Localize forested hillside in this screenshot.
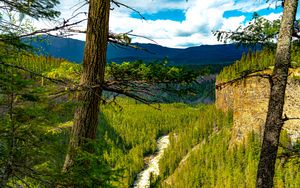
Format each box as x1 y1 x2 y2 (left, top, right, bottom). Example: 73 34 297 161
156 124 300 187
217 44 300 82
0 55 215 187
26 35 250 65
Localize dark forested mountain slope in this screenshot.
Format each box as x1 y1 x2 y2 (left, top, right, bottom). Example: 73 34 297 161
26 35 249 64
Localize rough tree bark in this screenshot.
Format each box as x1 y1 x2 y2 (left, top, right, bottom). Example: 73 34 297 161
62 0 110 173
256 0 298 187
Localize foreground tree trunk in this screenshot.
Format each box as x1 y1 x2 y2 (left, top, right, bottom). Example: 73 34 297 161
62 0 110 172
256 0 298 187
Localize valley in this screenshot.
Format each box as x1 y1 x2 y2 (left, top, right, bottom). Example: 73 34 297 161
1 47 299 187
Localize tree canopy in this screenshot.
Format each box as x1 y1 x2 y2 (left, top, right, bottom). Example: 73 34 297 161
214 12 299 48
0 0 60 57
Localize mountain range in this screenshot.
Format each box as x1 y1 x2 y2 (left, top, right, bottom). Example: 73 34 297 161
26 35 250 65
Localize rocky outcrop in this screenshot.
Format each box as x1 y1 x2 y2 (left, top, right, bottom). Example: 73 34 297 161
216 68 300 144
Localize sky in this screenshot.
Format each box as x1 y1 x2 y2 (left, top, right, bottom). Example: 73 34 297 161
38 0 300 48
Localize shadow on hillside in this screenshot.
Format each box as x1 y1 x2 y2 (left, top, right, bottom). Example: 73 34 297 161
98 112 127 152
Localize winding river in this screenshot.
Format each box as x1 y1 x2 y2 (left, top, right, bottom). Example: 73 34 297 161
133 135 170 188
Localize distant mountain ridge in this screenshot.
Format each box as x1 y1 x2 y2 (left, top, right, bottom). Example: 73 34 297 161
26 35 250 65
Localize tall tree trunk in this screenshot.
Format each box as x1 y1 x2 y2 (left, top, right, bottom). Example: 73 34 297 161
256 0 298 187
62 0 110 172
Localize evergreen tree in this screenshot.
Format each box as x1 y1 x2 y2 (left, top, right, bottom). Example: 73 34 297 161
0 0 60 54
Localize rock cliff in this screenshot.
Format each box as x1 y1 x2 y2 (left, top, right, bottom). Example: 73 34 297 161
216 68 300 144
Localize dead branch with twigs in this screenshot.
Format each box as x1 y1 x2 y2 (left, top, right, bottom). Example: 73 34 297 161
0 60 201 109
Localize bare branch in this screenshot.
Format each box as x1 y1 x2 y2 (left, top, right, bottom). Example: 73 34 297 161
102 85 160 110
110 0 145 20
216 70 272 90
127 33 158 44
0 61 68 85
283 114 300 121
19 19 87 39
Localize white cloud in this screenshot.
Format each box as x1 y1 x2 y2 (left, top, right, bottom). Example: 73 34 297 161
109 0 248 47
262 12 282 21
109 0 281 47
221 15 246 31
32 0 292 47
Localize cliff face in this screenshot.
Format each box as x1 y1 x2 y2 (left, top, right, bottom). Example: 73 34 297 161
216 69 300 144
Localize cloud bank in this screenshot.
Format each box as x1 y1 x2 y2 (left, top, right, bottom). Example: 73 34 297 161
35 0 291 48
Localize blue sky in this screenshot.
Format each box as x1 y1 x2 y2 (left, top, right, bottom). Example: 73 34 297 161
50 0 300 48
